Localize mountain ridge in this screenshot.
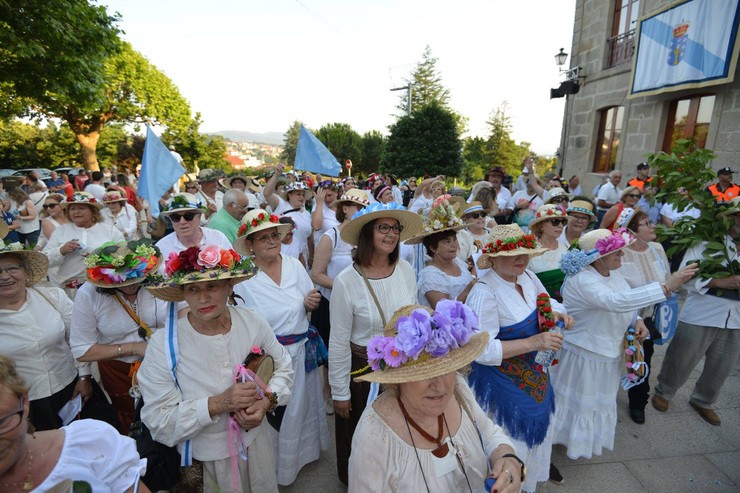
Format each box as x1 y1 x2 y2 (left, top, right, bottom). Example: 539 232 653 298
207 130 284 146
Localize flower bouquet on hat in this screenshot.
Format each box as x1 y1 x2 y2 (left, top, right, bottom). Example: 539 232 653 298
405 196 466 245
85 240 162 287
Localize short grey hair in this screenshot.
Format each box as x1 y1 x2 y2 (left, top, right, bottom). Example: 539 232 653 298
223 188 246 207
609 169 623 177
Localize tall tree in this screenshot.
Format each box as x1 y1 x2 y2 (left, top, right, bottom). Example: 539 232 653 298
359 130 386 175
485 102 521 176
461 136 488 184
315 123 362 175
381 102 462 178
396 45 450 114
280 120 303 165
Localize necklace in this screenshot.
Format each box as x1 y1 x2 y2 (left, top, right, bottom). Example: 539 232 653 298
396 395 448 458
3 445 34 491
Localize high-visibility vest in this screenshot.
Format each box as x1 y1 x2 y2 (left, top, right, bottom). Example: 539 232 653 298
628 176 653 191
708 182 740 203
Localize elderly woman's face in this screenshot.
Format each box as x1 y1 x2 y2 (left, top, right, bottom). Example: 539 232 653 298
231 179 246 191
68 204 94 227
568 212 591 234
623 190 641 207
596 249 624 272
108 201 123 214
542 217 567 239
492 253 530 280
287 190 305 208
182 280 233 322
399 372 456 419
463 211 486 231
0 387 28 475
633 217 656 243
378 188 393 204
372 218 401 255
0 255 28 299
246 226 282 259
43 199 62 218
432 234 459 261
430 184 445 198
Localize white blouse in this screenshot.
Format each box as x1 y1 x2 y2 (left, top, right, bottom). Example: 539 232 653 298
0 287 90 400
318 227 353 300
528 242 568 273
102 203 139 239
349 375 514 492
466 269 565 367
70 282 170 363
417 258 474 307
138 306 293 461
329 260 417 401
620 243 669 319
34 419 146 493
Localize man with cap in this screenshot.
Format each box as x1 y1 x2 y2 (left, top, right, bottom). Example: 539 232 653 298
628 162 653 191
707 167 739 203
194 168 225 219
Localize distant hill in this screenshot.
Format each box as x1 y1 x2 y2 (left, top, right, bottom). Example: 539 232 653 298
208 130 284 146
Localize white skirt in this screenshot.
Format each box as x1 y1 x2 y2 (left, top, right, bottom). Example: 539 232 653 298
505 422 554 493
272 342 330 485
549 342 621 460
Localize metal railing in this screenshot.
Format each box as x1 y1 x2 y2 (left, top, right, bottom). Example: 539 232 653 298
606 29 635 68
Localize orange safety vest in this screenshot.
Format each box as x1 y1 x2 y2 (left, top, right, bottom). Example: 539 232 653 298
627 176 652 191
708 182 740 203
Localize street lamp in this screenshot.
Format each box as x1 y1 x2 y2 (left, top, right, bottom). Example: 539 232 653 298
550 47 581 98
555 48 568 67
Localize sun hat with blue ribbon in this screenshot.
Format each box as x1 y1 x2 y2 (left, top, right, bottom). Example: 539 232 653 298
159 193 207 217
340 202 424 246
559 228 636 275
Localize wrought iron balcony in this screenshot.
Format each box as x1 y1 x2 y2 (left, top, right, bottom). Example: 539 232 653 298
607 29 635 68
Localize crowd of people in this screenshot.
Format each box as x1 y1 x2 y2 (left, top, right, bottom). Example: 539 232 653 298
0 157 737 492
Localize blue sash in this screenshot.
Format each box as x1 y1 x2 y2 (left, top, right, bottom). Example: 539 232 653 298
468 309 554 447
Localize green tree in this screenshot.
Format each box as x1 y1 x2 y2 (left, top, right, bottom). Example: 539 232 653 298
280 120 303 165
485 102 521 176
315 123 362 176
0 119 78 168
396 45 450 114
359 130 385 175
461 136 488 184
380 102 462 178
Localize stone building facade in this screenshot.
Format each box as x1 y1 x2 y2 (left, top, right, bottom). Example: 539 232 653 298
558 0 740 192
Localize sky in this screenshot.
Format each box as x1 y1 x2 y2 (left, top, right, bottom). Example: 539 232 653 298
101 0 577 155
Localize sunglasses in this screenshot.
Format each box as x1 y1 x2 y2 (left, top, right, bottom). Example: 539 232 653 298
0 399 23 436
626 194 641 199
465 212 487 219
547 219 568 226
170 212 197 222
550 196 568 203
376 223 403 234
42 203 60 209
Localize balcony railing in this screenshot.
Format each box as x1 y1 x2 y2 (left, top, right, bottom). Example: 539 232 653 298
607 29 635 68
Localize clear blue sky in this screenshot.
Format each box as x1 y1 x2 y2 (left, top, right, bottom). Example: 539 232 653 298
102 0 576 154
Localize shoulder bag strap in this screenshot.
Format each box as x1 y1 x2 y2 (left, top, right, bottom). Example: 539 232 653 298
30 287 58 313
355 264 387 327
112 292 153 339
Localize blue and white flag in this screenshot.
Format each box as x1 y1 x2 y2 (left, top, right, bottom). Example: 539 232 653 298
294 125 342 177
138 126 185 218
630 0 740 97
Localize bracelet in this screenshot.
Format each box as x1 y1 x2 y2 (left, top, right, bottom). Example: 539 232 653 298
117 345 122 357
266 392 279 413
78 375 92 381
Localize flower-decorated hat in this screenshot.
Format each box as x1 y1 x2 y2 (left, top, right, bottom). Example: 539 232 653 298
61 191 103 210
559 228 636 275
84 240 162 288
566 199 597 220
544 187 569 204
225 174 249 189
147 244 257 302
335 188 371 208
340 202 424 246
159 193 206 217
528 204 570 230
615 207 639 230
355 299 489 384
196 168 224 183
405 196 466 245
462 201 489 217
102 190 127 204
280 181 313 201
0 242 49 284
477 224 549 269
233 209 292 256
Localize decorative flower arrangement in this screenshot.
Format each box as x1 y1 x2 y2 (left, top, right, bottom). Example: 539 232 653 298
559 249 597 276
236 211 280 238
163 245 254 279
161 194 205 213
85 241 160 285
351 201 407 220
535 293 558 370
0 242 25 252
481 234 538 255
622 326 647 389
70 192 97 204
102 191 125 203
594 228 632 256
366 299 479 371
420 197 464 234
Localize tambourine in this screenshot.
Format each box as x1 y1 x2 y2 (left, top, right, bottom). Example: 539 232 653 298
243 351 274 392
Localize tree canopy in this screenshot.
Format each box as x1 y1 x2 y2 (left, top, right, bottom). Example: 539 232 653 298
315 123 362 173
396 45 450 114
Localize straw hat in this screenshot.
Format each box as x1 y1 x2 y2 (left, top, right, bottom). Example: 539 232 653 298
566 199 596 220
477 224 549 270
545 187 568 204
0 242 49 284
0 218 8 240
528 204 570 230
335 188 371 208
280 181 313 201
102 190 127 204
225 175 250 189
462 201 489 217
355 300 489 384
233 209 292 256
615 207 639 230
147 244 257 302
61 191 103 210
159 193 206 217
405 197 466 245
578 228 636 262
196 168 223 183
340 202 424 246
85 240 162 288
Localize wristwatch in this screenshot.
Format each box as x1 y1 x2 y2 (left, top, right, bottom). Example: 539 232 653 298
266 391 278 413
501 453 526 482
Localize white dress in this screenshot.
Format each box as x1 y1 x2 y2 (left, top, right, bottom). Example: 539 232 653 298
240 255 330 485
33 419 146 493
102 204 139 239
349 375 515 492
417 257 474 307
550 266 664 459
318 227 353 301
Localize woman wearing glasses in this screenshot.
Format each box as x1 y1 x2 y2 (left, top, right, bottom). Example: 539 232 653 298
37 193 69 250
600 186 642 231
529 205 570 302
328 202 423 484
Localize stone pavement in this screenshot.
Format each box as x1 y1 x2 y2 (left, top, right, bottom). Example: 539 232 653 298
279 345 739 493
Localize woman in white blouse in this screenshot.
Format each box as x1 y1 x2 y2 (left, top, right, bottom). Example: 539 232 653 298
43 191 124 297
550 228 695 461
466 224 573 492
528 205 570 302
7 186 39 247
37 193 69 251
235 209 330 486
310 182 340 245
328 202 423 485
101 190 139 240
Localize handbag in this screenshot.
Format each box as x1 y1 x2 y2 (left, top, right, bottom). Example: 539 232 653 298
648 244 680 345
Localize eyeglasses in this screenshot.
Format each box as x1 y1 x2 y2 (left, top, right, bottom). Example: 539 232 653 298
0 264 24 276
170 212 197 222
626 194 642 199
253 231 282 243
638 220 655 228
550 196 568 203
569 214 590 223
0 400 23 436
375 223 403 235
185 185 198 190
547 219 568 226
465 212 486 219
42 203 59 210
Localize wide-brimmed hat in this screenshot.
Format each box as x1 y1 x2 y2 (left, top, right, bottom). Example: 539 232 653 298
462 201 490 217
616 207 639 229
61 191 103 210
0 242 49 284
147 244 257 302
225 175 250 189
233 209 292 256
545 187 569 204
196 168 223 183
528 204 570 230
559 228 635 275
486 166 506 179
355 300 489 384
340 202 424 246
85 240 162 288
405 197 466 245
159 193 206 217
280 181 313 202
477 224 549 269
566 199 596 220
102 190 127 204
335 188 371 208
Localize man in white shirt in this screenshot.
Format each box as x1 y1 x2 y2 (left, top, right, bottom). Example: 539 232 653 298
485 166 513 222
84 171 106 202
155 193 232 258
596 170 623 227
